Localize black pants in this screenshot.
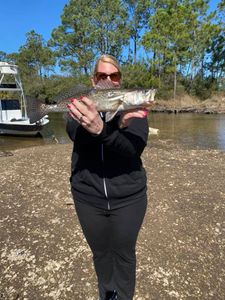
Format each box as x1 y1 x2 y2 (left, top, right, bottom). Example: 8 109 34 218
74 198 147 300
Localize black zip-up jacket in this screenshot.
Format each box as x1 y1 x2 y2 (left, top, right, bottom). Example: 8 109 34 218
66 112 149 209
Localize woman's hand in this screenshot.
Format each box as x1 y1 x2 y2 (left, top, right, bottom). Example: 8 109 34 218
119 109 149 129
67 97 104 135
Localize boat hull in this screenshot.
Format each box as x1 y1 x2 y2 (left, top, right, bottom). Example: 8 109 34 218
0 119 49 136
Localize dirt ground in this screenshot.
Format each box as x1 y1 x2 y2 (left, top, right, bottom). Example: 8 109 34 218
0 140 225 300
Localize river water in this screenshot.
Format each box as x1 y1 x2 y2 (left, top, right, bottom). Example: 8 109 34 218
0 112 225 151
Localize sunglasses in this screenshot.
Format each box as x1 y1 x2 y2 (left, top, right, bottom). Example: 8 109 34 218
95 71 121 82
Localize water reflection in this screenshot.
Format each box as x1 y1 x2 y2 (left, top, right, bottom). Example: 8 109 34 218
150 113 225 150
42 112 71 145
218 118 225 150
0 112 225 151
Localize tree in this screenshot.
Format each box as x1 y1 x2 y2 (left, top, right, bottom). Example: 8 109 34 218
49 0 95 75
143 0 192 98
17 30 55 79
142 0 218 99
121 62 154 88
49 0 129 75
124 0 151 63
206 0 225 84
90 0 129 57
184 1 218 88
0 51 8 62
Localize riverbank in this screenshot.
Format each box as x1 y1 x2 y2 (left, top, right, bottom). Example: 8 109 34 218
1 141 225 299
154 93 225 114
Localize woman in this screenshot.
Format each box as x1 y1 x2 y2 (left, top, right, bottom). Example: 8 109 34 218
66 54 149 300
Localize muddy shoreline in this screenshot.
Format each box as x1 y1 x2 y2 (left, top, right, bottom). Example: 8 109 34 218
0 141 225 299
153 94 225 114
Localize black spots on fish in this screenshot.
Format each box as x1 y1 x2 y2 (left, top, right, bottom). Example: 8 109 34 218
53 84 92 105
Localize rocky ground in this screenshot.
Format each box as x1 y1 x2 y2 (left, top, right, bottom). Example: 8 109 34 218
0 140 225 300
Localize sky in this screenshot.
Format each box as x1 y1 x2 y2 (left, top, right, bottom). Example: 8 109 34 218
0 0 68 54
0 0 221 55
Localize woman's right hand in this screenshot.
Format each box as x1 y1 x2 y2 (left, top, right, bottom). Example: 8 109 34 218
67 97 104 135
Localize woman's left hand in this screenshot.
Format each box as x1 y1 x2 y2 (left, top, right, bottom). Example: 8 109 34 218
119 108 148 129
67 97 104 135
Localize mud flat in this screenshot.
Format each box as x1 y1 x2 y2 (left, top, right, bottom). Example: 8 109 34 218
0 142 225 299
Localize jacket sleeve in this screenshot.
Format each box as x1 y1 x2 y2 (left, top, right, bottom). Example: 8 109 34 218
66 116 100 145
97 116 149 157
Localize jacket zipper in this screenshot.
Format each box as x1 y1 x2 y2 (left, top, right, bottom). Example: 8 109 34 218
101 143 110 210
99 112 110 210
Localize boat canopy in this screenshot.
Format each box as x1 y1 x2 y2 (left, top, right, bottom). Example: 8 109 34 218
0 62 22 92
0 61 18 75
0 61 27 118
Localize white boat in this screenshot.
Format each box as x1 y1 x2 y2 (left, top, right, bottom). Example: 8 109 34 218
0 62 49 136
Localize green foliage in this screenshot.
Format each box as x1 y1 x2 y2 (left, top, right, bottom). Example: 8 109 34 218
0 51 8 62
142 0 218 98
23 74 91 103
205 1 225 80
189 74 213 99
49 0 95 75
90 0 129 56
121 63 152 88
1 0 224 101
124 0 151 63
17 31 55 78
49 0 129 74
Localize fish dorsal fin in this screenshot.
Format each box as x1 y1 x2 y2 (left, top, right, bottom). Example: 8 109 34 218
54 84 91 103
95 79 115 90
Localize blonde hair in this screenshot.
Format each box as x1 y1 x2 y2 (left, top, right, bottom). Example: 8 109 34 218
93 54 121 75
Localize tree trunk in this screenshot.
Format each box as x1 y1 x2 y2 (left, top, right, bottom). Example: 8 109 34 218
134 34 137 64
174 59 177 100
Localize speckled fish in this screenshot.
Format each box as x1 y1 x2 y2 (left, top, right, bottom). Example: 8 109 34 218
26 83 156 123
55 81 156 122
